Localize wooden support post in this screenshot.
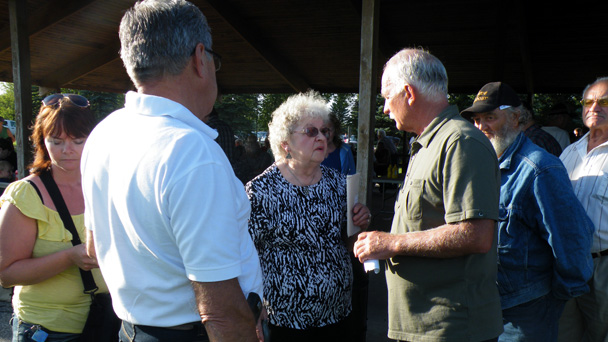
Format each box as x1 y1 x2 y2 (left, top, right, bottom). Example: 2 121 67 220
357 0 380 206
9 0 33 179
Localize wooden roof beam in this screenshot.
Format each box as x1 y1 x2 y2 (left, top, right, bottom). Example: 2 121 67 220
36 41 121 88
204 0 310 93
0 0 97 53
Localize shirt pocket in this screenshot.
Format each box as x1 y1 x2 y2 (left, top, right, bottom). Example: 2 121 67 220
592 172 608 203
497 207 510 247
405 179 424 220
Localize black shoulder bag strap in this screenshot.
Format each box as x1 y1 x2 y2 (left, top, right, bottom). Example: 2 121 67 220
39 170 98 295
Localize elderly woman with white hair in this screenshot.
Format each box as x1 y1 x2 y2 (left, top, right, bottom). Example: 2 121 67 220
245 91 371 341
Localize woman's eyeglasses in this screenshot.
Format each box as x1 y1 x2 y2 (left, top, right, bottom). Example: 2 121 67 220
293 127 331 139
42 94 90 108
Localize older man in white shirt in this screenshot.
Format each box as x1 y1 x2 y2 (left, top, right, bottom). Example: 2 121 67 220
558 76 608 342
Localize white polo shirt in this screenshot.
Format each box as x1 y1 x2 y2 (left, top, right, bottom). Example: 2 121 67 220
560 132 608 253
81 91 263 326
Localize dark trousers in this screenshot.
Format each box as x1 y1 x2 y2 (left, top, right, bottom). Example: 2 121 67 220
347 255 369 341
268 317 350 342
119 321 208 342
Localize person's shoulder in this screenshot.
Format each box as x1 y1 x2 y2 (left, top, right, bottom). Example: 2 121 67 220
340 143 352 153
321 165 346 186
517 137 563 168
443 116 494 148
246 164 278 189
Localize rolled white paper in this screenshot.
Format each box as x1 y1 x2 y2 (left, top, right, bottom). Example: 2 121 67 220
364 259 380 274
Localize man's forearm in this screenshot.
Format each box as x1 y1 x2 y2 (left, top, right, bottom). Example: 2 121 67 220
355 219 496 262
393 219 496 258
192 278 257 341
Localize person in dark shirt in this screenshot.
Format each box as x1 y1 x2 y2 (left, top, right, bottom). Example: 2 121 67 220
520 106 562 156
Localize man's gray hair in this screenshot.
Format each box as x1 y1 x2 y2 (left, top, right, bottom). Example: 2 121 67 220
583 76 608 98
512 105 529 125
382 48 448 101
119 0 213 87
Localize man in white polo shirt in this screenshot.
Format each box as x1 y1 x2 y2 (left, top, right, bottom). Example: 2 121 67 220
558 76 608 342
81 1 263 341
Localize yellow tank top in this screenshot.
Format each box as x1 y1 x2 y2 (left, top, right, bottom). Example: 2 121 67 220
0 180 109 333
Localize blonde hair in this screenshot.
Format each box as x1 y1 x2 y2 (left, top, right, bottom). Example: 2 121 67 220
268 90 330 160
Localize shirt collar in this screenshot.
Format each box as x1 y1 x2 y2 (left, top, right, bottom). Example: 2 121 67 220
414 105 460 149
124 91 218 140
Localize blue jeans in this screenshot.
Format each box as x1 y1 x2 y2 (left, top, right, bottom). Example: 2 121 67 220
500 294 566 342
119 321 208 342
11 315 80 342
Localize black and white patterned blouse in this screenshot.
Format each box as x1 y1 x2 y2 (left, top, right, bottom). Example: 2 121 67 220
246 164 353 329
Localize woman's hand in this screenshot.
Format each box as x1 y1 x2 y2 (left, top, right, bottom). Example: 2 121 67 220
68 244 99 271
0 202 96 286
352 203 372 231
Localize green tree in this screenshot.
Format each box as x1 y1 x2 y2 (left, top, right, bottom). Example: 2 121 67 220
60 89 124 122
258 93 290 133
214 93 260 138
0 83 15 120
75 90 125 122
329 93 356 133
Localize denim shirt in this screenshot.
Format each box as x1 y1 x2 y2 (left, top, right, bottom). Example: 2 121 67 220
496 133 594 309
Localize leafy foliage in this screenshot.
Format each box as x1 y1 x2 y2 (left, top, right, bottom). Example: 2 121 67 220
0 83 15 120
0 82 585 143
214 93 260 138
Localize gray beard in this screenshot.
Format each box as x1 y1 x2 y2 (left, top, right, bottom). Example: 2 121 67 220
490 126 519 157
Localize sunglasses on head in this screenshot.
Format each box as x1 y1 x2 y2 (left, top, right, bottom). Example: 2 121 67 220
580 98 608 107
42 94 90 108
293 127 331 139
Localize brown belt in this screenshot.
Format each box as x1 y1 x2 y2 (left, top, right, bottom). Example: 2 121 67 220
591 250 608 258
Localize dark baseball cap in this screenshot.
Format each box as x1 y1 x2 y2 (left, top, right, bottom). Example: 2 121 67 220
461 82 522 120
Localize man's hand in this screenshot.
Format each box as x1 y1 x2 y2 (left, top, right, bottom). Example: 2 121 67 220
354 231 396 262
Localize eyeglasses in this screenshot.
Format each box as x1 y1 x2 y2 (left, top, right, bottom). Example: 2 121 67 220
293 127 331 139
42 94 90 108
205 48 222 72
580 98 608 107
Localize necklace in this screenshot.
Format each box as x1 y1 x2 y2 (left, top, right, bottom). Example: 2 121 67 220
284 163 317 196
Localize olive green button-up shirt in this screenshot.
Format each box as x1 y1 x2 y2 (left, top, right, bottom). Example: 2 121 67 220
386 105 503 342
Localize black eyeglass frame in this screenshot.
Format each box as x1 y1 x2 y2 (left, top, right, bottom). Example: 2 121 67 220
205 48 222 72
190 44 222 72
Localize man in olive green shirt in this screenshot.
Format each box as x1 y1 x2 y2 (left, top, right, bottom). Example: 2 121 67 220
354 48 503 341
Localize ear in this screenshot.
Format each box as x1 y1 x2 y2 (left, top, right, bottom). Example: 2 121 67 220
192 43 207 78
512 111 522 128
403 84 415 105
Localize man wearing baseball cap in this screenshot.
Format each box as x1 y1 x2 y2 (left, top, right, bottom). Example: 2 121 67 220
462 82 594 341
463 82 562 156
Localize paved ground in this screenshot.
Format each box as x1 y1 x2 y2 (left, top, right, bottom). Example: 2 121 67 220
0 295 11 342
0 185 399 342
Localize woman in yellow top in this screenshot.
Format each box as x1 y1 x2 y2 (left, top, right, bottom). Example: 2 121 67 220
0 94 108 341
